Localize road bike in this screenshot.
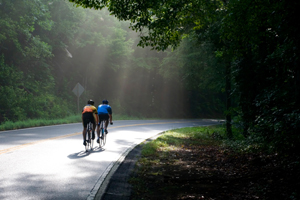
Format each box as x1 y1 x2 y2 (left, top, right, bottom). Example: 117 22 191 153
85 122 94 151
98 120 107 148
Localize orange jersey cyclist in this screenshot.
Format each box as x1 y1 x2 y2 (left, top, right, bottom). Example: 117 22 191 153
82 99 99 146
96 99 113 143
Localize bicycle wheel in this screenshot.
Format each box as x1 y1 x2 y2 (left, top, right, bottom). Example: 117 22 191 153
99 126 104 147
86 123 93 151
90 135 94 149
90 123 94 149
103 124 107 146
85 128 90 152
98 122 102 148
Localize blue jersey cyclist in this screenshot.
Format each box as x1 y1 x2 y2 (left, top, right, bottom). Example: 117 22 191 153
82 99 99 146
96 99 113 143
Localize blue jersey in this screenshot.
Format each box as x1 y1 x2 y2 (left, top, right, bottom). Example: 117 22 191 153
97 104 112 115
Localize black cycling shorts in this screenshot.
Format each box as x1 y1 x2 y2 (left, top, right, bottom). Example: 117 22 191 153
98 113 109 124
82 112 95 128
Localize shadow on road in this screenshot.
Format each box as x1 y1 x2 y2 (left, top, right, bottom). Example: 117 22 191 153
67 147 105 159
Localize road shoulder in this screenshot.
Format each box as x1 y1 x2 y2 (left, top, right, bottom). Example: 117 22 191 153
94 144 143 200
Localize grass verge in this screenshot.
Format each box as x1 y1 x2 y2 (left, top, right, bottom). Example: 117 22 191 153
0 113 153 131
0 115 81 131
129 125 299 200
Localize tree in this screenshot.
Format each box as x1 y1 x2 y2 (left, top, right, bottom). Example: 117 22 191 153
0 0 58 121
0 0 53 65
219 0 300 153
69 0 224 50
0 56 26 121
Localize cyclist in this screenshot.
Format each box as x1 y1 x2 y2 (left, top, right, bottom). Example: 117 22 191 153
96 99 113 143
82 99 99 146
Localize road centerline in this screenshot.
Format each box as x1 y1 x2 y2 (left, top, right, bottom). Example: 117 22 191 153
0 121 194 155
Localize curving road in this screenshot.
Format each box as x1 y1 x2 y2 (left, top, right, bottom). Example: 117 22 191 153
0 119 221 200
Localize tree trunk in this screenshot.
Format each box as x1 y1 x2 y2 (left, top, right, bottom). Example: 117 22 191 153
225 63 232 139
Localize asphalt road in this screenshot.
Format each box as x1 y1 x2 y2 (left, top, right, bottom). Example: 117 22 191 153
0 119 221 200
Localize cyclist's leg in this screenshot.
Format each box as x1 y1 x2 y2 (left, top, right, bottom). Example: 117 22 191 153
91 120 96 140
104 114 109 133
82 113 89 145
91 113 97 140
82 127 87 145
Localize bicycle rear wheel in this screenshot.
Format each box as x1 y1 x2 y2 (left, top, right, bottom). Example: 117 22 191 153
99 126 105 147
90 123 94 149
85 123 92 151
98 122 103 148
103 127 107 146
85 131 90 152
90 136 94 149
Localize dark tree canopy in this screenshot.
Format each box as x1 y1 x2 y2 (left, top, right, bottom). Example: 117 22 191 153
69 0 223 50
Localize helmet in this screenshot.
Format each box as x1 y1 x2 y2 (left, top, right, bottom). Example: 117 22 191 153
102 99 109 104
87 99 94 105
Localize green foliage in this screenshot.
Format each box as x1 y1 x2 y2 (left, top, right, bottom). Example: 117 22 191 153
141 141 165 157
69 0 224 51
0 56 27 121
0 0 69 123
221 0 300 153
0 0 53 62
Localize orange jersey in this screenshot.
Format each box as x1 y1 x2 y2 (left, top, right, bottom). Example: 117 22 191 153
82 105 98 114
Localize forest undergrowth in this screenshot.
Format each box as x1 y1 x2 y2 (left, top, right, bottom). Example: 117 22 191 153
129 126 299 200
